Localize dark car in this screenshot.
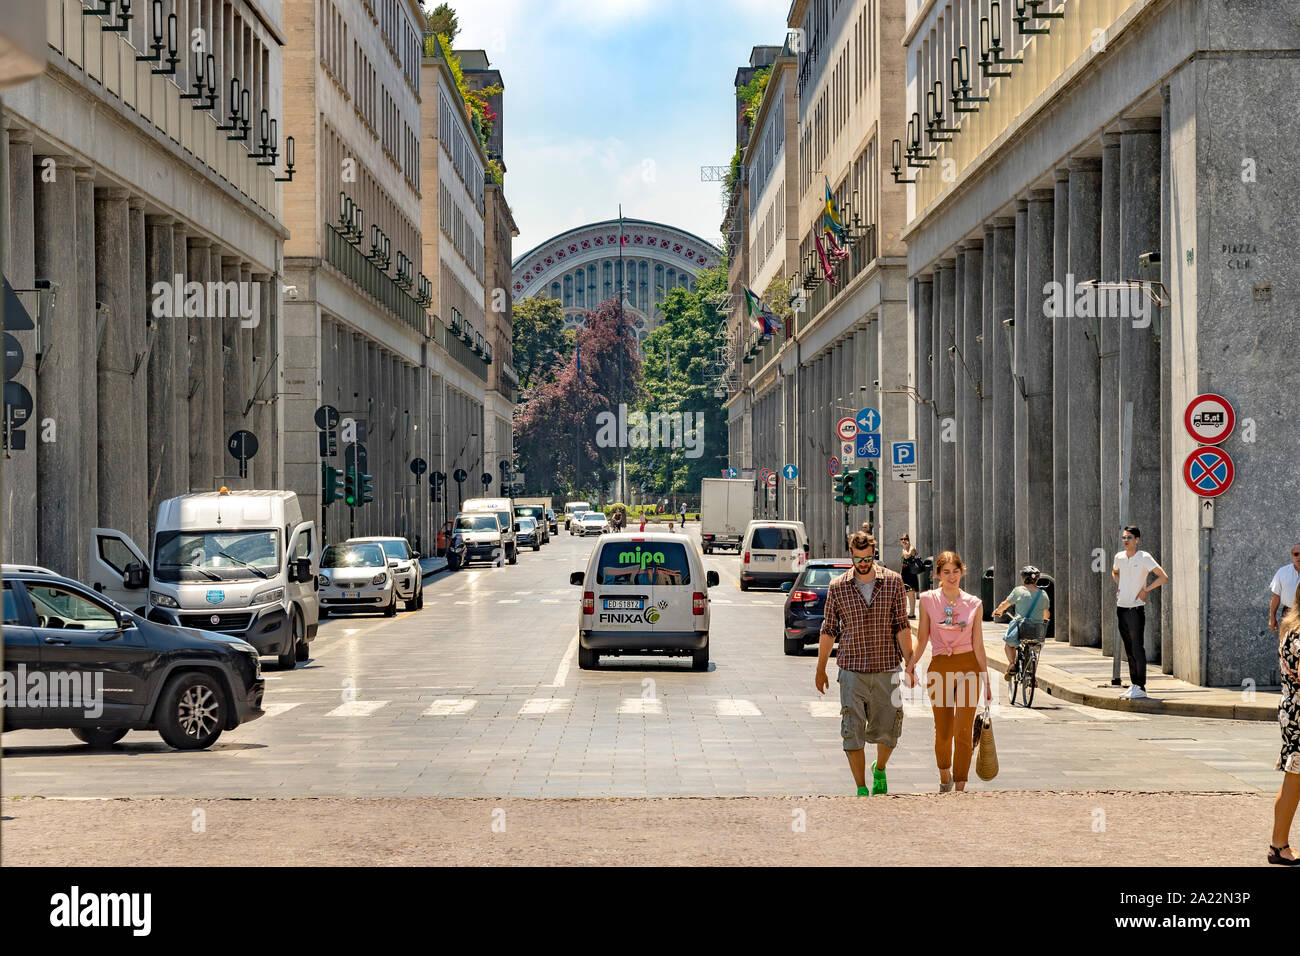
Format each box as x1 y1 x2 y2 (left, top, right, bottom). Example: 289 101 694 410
781 559 853 656
545 509 559 536
517 517 541 551
1 565 265 750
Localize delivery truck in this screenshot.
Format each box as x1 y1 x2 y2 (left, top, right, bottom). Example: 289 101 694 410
699 477 755 554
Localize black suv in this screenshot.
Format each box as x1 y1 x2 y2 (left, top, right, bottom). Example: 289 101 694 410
2 565 265 750
781 559 853 655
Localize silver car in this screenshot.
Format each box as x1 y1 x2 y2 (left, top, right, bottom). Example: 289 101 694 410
317 542 396 617
347 536 423 611
576 511 609 536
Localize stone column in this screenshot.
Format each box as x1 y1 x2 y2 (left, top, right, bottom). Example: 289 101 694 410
981 223 995 584
250 273 274 490
1067 157 1103 647
186 238 212 489
1013 200 1030 571
76 168 99 552
1025 189 1056 569
952 250 967 563
95 187 144 544
961 242 983 576
207 247 224 482
128 200 149 533
915 276 934 559
145 216 176 514
1099 133 1122 658
1051 168 1071 639
930 266 943 556
990 219 1016 602
223 258 248 485
935 260 956 552
1158 87 1173 672
34 155 82 576
4 128 37 563
1120 116 1163 664
171 224 190 494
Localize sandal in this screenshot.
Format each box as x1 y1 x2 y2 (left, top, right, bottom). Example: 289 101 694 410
1268 844 1300 866
939 780 954 792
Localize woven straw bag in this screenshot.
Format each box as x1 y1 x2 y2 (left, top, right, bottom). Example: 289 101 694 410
973 705 998 781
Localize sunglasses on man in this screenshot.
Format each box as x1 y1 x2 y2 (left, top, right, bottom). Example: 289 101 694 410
851 556 874 566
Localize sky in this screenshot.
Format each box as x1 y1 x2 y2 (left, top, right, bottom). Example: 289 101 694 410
446 0 792 261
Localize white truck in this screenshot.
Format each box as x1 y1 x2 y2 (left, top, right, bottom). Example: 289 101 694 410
699 478 755 554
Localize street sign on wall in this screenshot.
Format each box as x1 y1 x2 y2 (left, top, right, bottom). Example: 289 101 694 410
855 407 881 433
890 440 917 480
856 433 881 459
1184 393 1235 445
828 456 840 477
1183 447 1234 498
836 417 858 441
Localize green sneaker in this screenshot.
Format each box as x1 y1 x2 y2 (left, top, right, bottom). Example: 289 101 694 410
856 784 870 796
871 761 888 795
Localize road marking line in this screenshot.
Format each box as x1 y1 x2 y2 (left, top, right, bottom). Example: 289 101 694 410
324 700 389 717
712 599 735 605
498 599 521 604
540 599 561 604
423 698 477 716
987 706 1048 719
550 633 578 687
343 628 360 635
619 697 663 715
519 698 570 715
806 700 840 718
715 699 762 717
454 600 473 605
261 702 301 718
1067 704 1146 721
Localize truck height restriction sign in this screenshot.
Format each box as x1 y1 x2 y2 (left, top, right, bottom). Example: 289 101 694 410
1184 393 1235 444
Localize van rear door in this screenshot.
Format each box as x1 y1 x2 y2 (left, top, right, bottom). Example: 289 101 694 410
591 539 698 636
89 528 151 611
749 525 803 574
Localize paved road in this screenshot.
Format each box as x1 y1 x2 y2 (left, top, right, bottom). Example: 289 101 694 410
1 528 1283 798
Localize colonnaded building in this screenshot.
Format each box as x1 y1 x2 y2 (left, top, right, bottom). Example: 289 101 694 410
511 218 723 345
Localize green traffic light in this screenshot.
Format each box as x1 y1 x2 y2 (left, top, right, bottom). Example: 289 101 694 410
864 464 878 505
344 467 357 506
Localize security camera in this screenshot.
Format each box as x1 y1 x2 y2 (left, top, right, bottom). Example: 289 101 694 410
284 284 299 300
1138 251 1160 266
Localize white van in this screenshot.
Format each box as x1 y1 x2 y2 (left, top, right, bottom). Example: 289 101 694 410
91 489 320 669
570 531 719 671
564 500 591 531
739 520 810 591
462 497 518 564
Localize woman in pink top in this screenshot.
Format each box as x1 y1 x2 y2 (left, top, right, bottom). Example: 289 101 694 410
906 550 990 791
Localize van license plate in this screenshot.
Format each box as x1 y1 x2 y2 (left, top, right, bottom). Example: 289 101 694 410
604 599 643 610
755 554 776 562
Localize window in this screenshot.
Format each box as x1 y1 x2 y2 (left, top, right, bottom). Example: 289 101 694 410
596 542 692 586
3 582 20 624
27 585 119 630
98 536 140 575
322 543 386 568
751 527 799 550
803 566 852 587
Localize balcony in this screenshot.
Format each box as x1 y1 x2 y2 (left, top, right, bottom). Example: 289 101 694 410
326 224 428 334
797 224 878 332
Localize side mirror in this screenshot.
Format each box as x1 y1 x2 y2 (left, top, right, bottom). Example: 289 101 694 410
781 581 792 592
123 562 149 589
514 522 521 532
296 557 312 582
569 571 585 586
803 543 810 554
707 570 720 588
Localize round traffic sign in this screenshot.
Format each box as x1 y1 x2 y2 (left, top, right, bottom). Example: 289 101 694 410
4 381 33 427
765 472 777 488
410 457 428 476
836 417 858 441
1184 393 1234 445
758 468 772 482
480 472 493 487
782 463 799 480
1183 447 1234 498
227 429 258 461
3 332 23 380
725 467 738 478
314 404 340 430
855 407 882 433
828 456 840 477
453 468 468 483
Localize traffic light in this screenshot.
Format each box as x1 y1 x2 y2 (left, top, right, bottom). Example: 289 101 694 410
863 463 878 505
850 467 866 506
344 467 358 506
360 472 375 505
832 471 852 504
322 463 344 505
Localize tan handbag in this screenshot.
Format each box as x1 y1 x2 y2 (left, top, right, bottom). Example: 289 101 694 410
974 705 999 781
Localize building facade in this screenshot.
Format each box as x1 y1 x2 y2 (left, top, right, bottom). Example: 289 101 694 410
899 0 1298 686
4 0 289 578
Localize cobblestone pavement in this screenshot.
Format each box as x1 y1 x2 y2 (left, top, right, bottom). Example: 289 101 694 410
1 530 1284 799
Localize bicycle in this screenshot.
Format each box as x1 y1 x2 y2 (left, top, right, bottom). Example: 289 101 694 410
1009 637 1044 707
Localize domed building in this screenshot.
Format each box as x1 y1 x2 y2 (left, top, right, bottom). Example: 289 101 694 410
511 218 724 343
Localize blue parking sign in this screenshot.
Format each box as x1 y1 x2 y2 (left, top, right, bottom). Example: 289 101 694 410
892 441 916 466
856 433 881 458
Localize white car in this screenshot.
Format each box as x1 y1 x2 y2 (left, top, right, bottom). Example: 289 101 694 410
452 512 504 566
570 531 719 671
347 536 423 611
317 542 396 617
576 511 609 536
740 520 810 591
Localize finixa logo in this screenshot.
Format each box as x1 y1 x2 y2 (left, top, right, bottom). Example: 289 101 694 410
619 547 666 571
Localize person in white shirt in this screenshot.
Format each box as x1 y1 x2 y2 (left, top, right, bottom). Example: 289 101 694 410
1111 526 1169 699
1268 544 1300 634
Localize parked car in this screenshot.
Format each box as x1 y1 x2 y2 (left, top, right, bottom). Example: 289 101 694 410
740 520 810 590
576 511 610 536
517 516 542 551
1 564 265 750
347 536 423 611
570 533 719 670
317 543 396 617
452 512 504 566
781 559 853 655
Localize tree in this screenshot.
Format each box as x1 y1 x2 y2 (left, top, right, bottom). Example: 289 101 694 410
513 298 642 495
512 296 569 390
626 266 729 498
423 3 458 42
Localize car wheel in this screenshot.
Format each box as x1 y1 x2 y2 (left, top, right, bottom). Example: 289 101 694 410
783 637 804 656
447 554 461 571
417 590 425 610
739 580 749 591
384 592 397 617
578 646 598 670
156 671 227 750
691 643 710 671
508 546 518 565
704 545 712 554
277 610 302 669
72 727 128 747
533 543 540 552
405 595 420 611
295 632 310 661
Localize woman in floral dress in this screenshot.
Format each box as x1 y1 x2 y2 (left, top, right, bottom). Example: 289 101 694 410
1270 582 1300 865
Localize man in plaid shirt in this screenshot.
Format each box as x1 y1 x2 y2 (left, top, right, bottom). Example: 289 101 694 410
815 531 912 795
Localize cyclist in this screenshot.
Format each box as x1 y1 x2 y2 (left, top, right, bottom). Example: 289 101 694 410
992 565 1051 681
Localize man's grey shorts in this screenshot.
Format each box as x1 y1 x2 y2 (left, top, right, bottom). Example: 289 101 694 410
838 668 903 751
